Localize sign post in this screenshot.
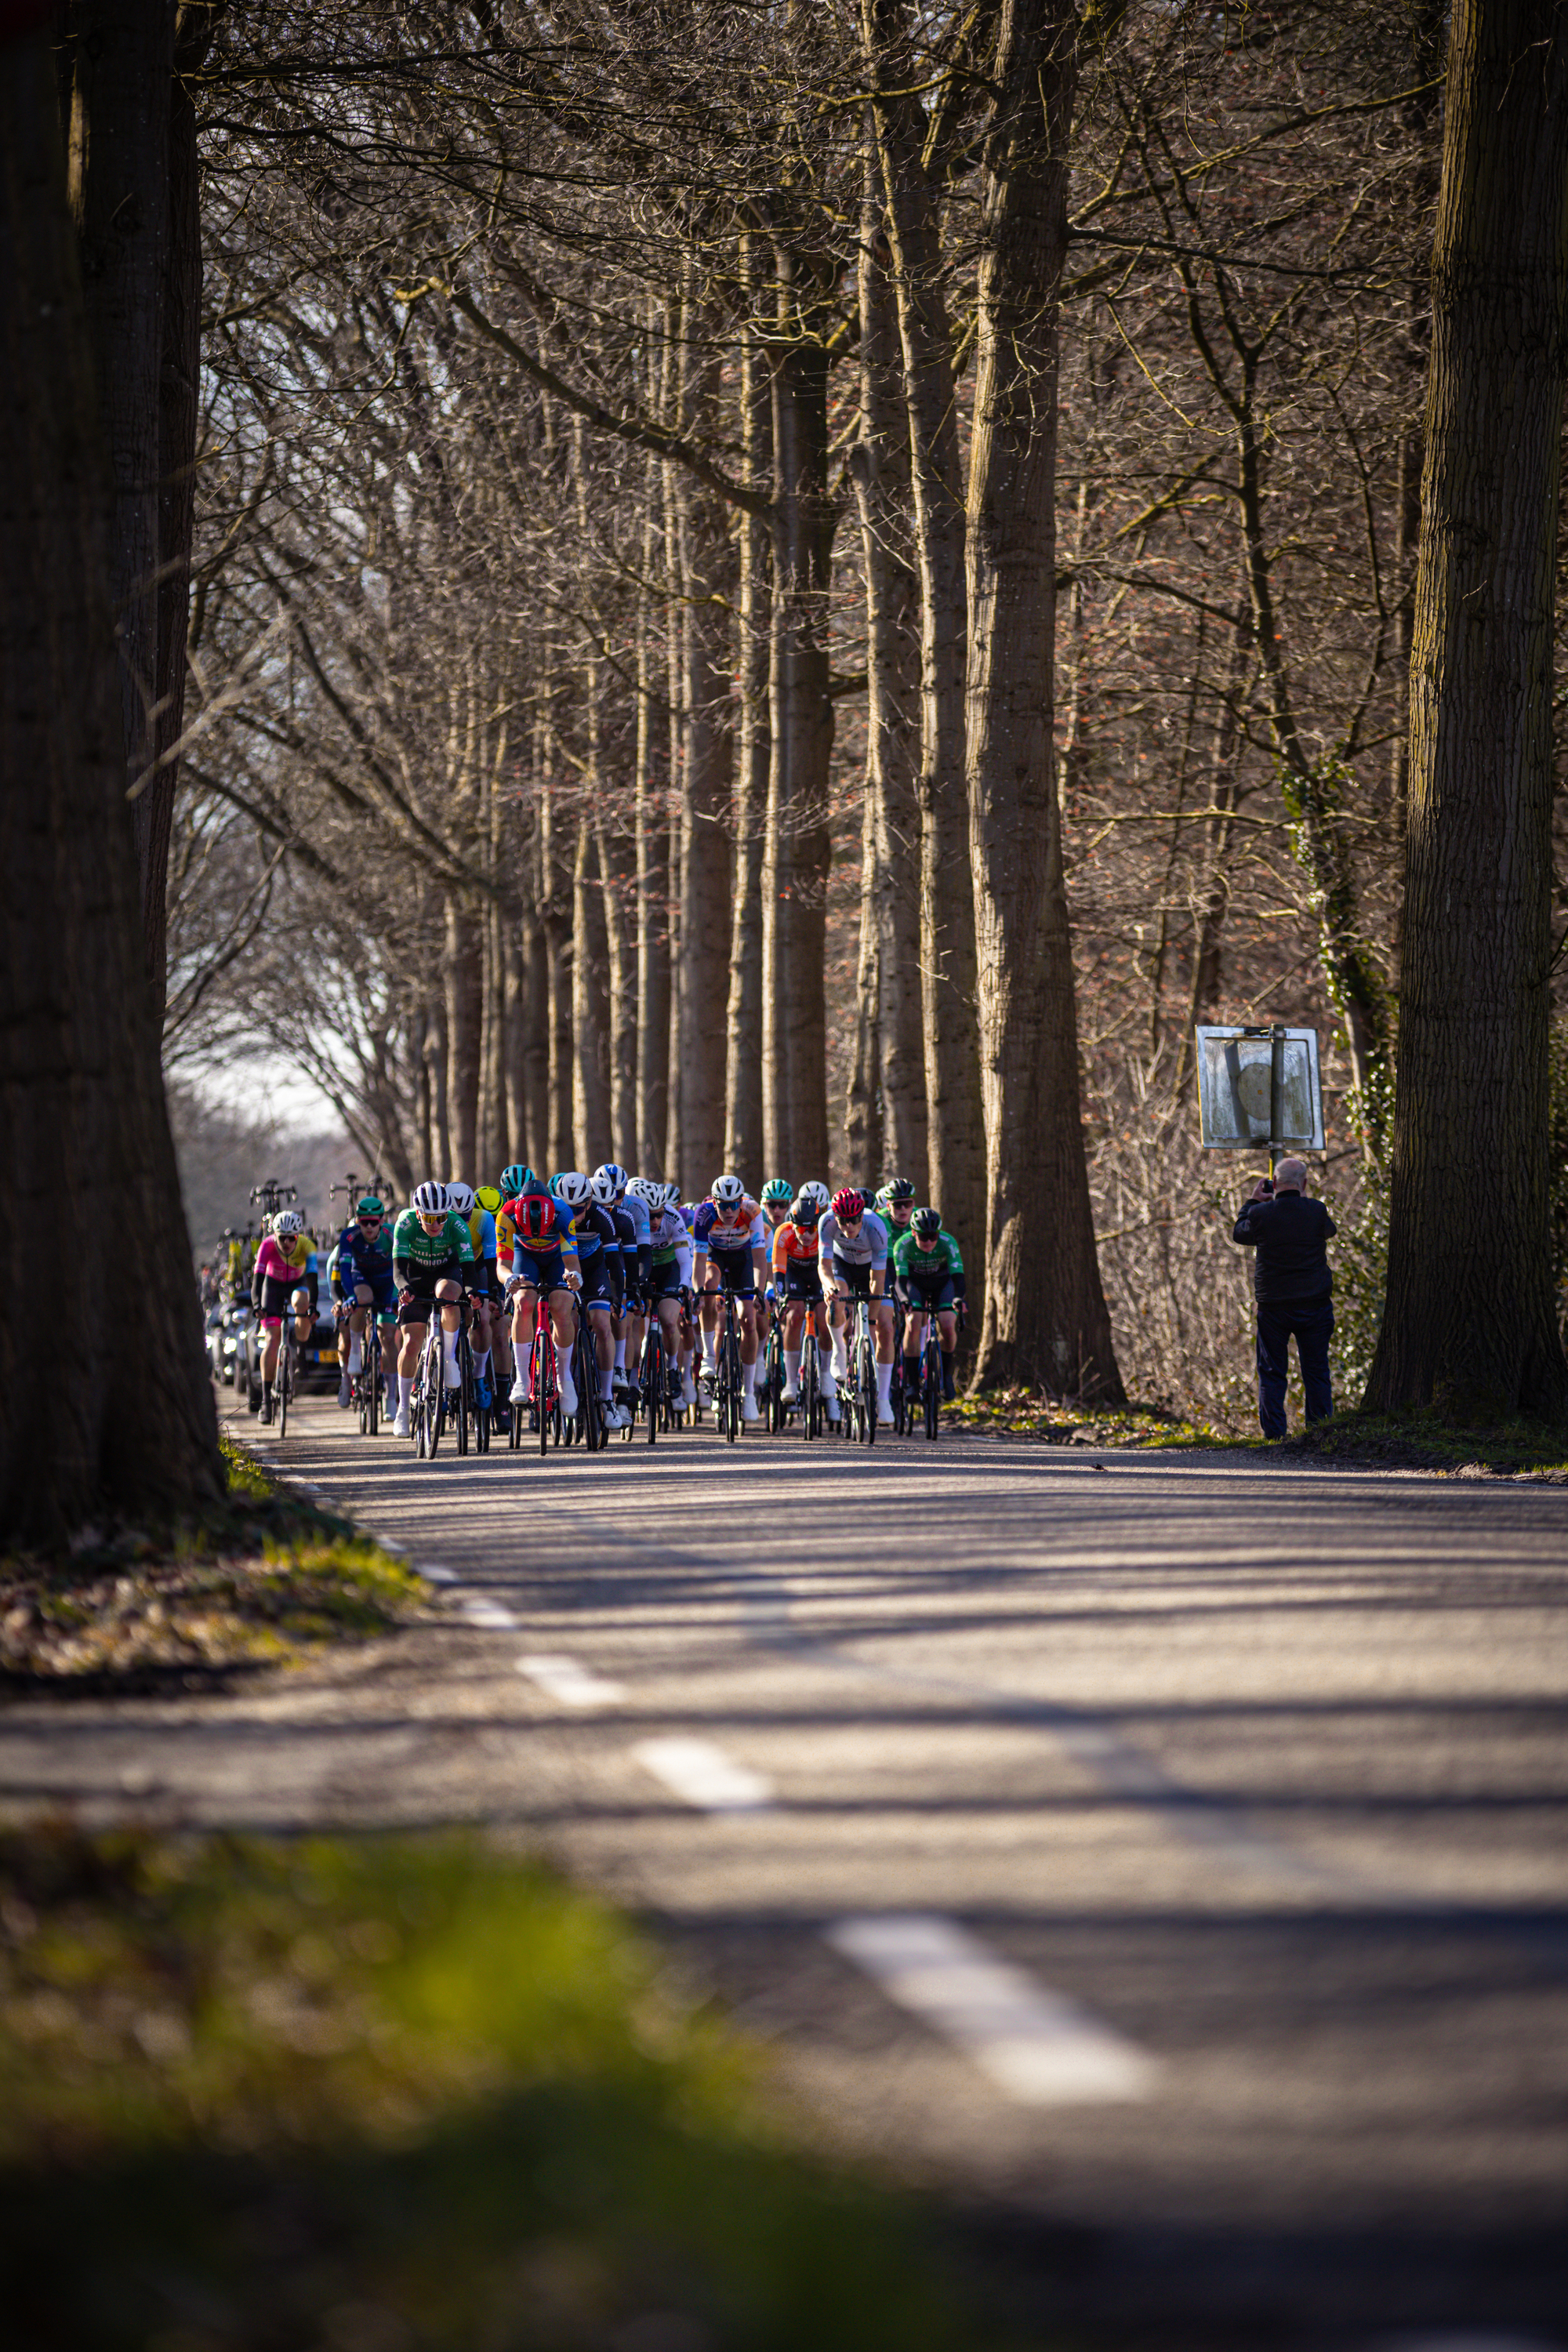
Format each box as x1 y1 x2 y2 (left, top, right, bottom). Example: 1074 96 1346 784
1194 1025 1324 1172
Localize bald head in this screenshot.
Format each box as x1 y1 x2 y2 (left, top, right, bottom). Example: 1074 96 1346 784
1275 1156 1308 1193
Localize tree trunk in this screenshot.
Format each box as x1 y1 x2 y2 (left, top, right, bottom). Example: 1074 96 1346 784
724 243 770 1178
572 802 612 1171
845 762 884 1179
964 0 1123 1402
1367 0 1568 1425
863 0 984 1243
444 893 481 1181
66 0 175 1007
521 901 550 1174
596 803 637 1169
763 245 834 1181
851 132 926 1192
539 779 574 1178
1 16 220 1537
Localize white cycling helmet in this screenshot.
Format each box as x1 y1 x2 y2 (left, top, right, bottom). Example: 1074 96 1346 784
711 1173 745 1208
445 1181 475 1216
274 1208 304 1239
656 1181 682 1212
796 1179 829 1213
554 1170 593 1209
412 1180 448 1216
594 1162 628 1202
625 1176 658 1203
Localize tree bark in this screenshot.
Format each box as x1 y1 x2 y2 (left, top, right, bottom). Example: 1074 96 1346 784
851 136 926 1193
724 243 771 1177
763 242 835 1182
2 15 220 1538
66 0 175 1007
845 760 884 1179
596 801 637 1169
634 473 670 1173
572 800 612 1171
1367 0 1568 1425
443 891 481 1181
964 0 1123 1401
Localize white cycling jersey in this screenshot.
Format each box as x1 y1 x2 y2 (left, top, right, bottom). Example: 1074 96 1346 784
817 1207 888 1272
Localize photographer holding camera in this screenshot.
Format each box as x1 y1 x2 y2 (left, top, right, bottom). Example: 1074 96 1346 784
1232 1157 1336 1439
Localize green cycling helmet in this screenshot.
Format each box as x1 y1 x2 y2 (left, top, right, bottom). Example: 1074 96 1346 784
760 1177 793 1207
354 1194 384 1218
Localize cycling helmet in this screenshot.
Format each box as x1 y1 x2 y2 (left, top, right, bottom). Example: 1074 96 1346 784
274 1208 305 1239
625 1176 658 1204
796 1179 829 1214
514 1193 559 1246
711 1173 746 1208
594 1162 628 1203
655 1181 682 1212
474 1185 502 1215
355 1195 384 1218
831 1188 865 1221
445 1181 475 1217
589 1168 619 1207
554 1170 593 1209
499 1163 530 1199
789 1190 823 1227
760 1177 792 1207
880 1175 916 1205
912 1206 942 1240
412 1181 448 1217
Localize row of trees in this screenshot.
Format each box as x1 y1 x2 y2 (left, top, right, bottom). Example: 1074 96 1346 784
3 0 1566 1534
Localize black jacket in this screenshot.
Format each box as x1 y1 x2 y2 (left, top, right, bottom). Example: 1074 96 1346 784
1232 1190 1336 1302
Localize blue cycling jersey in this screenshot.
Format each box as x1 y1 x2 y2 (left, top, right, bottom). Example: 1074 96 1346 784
333 1221 394 1294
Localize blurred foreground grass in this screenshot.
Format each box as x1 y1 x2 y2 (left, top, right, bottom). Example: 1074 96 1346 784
0 1826 993 2352
0 1437 426 1690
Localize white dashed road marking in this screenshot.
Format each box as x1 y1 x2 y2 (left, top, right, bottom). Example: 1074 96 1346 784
633 1737 774 1813
826 1912 1157 2107
516 1655 627 1709
457 1596 519 1630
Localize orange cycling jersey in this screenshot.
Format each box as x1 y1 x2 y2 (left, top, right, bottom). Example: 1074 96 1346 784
770 1221 822 1276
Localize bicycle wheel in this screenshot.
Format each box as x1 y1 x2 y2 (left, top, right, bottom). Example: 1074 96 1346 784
277 1335 290 1439
858 1338 877 1446
924 1342 939 1440
533 1324 550 1457
454 1339 470 1456
643 1330 660 1444
473 1349 489 1453
801 1340 817 1441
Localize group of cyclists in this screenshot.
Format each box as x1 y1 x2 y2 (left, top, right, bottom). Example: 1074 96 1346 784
244 1163 967 1447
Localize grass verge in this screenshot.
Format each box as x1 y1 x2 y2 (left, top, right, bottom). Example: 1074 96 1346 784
1282 1409 1568 1479
951 1387 1237 1450
0 1824 991 2352
0 1436 426 1693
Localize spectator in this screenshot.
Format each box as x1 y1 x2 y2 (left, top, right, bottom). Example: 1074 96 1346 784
1232 1156 1337 1439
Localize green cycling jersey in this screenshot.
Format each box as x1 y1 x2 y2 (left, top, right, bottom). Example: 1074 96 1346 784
891 1225 964 1283
390 1207 475 1272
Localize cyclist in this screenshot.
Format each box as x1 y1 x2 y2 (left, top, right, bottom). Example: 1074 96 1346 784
500 1174 581 1425
691 1174 766 1423
770 1181 838 1424
893 1207 966 1401
553 1171 626 1430
331 1193 397 1414
593 1164 648 1406
251 1209 317 1425
631 1177 694 1410
874 1175 917 1243
445 1181 499 1416
389 1182 474 1439
818 1187 895 1426
474 1183 513 1422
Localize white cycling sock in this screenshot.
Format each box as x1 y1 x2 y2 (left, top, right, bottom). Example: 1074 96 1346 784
398 1374 412 1410
614 1338 626 1370
346 1338 362 1374
783 1349 800 1389
832 1332 848 1378
742 1358 757 1396
877 1360 893 1404
818 1344 837 1396
474 1349 490 1380
600 1366 614 1401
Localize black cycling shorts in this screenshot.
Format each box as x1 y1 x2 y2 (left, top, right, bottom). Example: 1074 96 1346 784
260 1275 314 1326
708 1242 757 1300
776 1259 823 1305
902 1272 957 1315
829 1257 882 1303
576 1254 614 1310
647 1259 685 1302
397 1259 462 1323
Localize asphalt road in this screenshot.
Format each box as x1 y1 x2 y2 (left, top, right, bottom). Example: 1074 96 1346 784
4 1391 1567 2348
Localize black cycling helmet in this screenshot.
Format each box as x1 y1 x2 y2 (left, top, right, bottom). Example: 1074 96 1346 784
911 1207 942 1240
881 1175 916 1205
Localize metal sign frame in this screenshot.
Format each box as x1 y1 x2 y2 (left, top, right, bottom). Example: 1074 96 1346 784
1194 1023 1324 1166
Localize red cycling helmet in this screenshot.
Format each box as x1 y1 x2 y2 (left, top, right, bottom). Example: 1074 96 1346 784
831 1188 865 1221
512 1194 560 1247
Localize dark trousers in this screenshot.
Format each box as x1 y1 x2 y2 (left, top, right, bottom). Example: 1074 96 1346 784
1254 1293 1334 1438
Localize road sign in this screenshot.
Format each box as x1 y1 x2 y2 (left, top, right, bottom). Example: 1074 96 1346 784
1194 1025 1324 1163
